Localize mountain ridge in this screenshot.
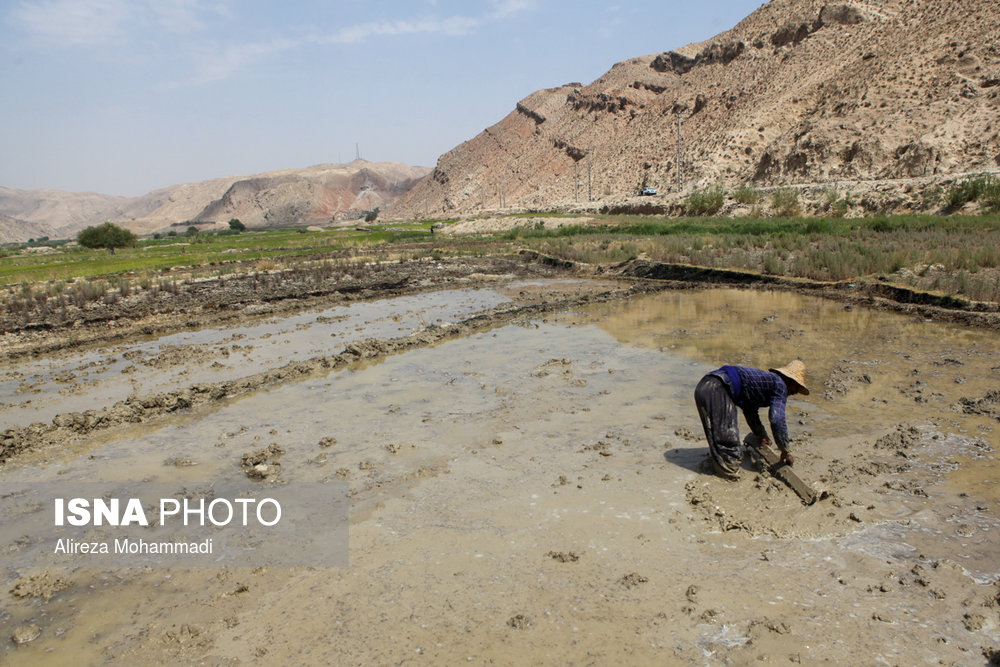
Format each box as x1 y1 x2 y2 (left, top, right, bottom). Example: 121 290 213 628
388 0 1000 218
0 160 430 243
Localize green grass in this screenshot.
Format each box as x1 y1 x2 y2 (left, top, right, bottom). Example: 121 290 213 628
770 188 801 217
732 185 762 205
946 175 999 209
501 213 1000 301
684 186 726 216
0 226 434 286
6 214 1000 312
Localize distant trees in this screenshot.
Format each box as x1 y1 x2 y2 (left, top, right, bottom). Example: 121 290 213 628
228 218 246 232
365 207 380 222
77 222 136 250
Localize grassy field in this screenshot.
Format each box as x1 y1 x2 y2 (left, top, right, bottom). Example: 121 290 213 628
0 224 437 286
3 214 1000 317
506 213 1000 303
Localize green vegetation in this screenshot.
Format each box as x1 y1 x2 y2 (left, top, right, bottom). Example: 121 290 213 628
821 188 851 217
77 222 137 250
946 175 1000 210
5 213 1000 320
498 213 1000 302
0 223 435 286
228 218 246 232
684 185 726 216
732 185 762 205
770 188 801 217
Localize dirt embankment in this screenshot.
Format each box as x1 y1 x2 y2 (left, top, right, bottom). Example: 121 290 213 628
611 258 1000 329
5 252 999 360
1 254 556 357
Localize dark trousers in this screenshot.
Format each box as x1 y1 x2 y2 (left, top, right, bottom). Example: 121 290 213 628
694 375 743 477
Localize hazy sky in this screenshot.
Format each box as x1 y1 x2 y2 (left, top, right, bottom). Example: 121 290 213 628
2 0 763 196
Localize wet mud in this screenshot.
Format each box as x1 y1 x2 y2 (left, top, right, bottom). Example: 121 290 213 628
2 257 1000 665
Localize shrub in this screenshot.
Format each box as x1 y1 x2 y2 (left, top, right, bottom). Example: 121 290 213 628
77 222 137 250
770 188 801 217
831 193 851 217
983 179 1000 212
920 186 943 209
685 186 725 215
228 218 246 232
946 175 998 209
762 252 785 275
733 185 762 205
186 226 199 237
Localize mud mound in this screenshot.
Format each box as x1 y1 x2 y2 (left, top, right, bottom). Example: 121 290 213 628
955 390 1000 420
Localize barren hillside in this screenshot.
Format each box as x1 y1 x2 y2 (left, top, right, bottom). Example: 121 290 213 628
0 161 430 243
389 0 1000 218
189 162 428 232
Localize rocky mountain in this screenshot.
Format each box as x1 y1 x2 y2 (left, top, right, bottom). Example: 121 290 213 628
0 161 430 243
389 0 1000 218
190 162 427 230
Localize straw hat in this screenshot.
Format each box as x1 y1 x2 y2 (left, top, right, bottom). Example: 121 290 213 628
770 359 809 395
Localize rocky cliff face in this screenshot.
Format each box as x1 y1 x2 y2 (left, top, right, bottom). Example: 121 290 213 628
389 0 1000 218
0 161 430 243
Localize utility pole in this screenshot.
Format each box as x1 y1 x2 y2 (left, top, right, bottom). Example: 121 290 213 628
587 150 592 201
676 112 683 191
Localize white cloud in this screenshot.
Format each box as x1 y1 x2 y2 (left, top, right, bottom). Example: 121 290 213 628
11 0 225 47
12 0 133 47
150 0 225 34
186 36 297 84
22 1 534 88
490 0 534 19
323 15 481 44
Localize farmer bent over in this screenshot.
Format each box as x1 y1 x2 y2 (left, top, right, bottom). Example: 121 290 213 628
694 360 809 479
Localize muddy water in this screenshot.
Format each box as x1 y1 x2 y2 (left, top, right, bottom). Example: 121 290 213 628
0 286 517 428
2 285 999 665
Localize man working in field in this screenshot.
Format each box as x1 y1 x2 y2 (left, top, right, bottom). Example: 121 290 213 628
693 360 809 480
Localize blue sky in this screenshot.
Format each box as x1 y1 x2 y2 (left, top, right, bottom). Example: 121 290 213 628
1 0 764 196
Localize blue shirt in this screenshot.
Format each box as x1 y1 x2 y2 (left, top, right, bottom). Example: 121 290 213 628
713 365 791 452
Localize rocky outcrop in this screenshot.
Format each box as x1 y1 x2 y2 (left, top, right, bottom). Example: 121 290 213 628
567 91 634 114
516 103 546 125
650 41 746 75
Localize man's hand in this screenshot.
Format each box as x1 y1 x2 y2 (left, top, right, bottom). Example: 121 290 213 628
760 435 772 449
780 451 794 466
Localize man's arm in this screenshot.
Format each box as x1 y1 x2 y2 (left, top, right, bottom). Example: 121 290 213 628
743 407 769 442
768 395 791 454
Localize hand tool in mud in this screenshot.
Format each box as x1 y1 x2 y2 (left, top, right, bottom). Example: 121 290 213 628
744 434 817 505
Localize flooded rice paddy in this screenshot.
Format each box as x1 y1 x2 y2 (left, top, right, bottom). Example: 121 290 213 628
2 280 999 665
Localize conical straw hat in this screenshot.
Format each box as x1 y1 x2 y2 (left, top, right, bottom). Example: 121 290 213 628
770 359 809 395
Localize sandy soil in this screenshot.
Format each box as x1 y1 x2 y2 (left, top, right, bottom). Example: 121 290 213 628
2 254 999 665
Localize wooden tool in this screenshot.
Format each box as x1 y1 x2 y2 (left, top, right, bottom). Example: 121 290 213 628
744 434 817 505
